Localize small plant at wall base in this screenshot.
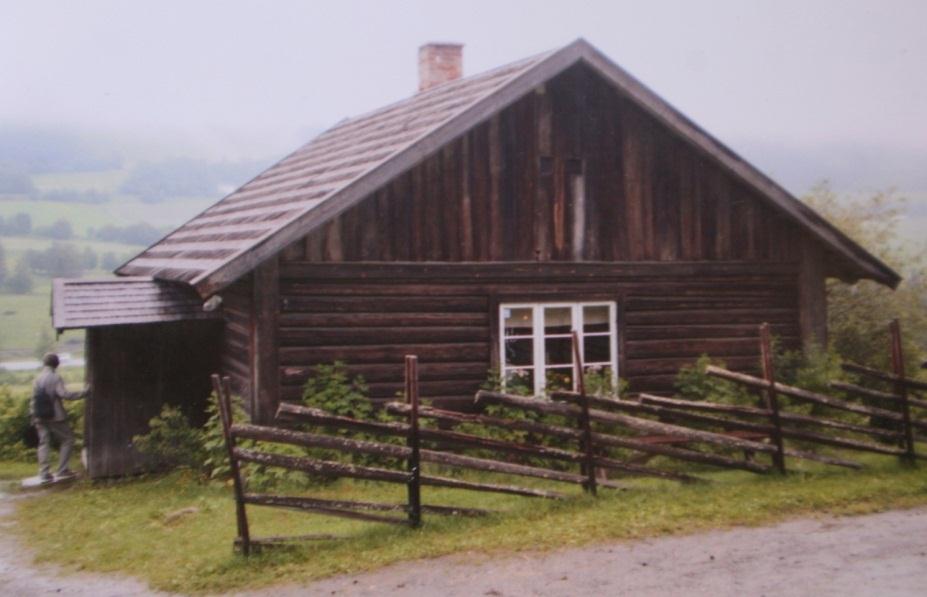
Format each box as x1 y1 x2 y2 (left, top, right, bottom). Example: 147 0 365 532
301 361 401 469
133 405 208 473
674 355 756 406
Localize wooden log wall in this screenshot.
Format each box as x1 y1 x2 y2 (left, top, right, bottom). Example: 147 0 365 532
280 63 806 266
221 276 253 405
85 321 222 478
219 63 828 418
274 262 801 410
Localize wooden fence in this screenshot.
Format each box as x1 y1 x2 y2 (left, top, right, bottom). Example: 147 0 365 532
214 323 925 554
632 320 926 473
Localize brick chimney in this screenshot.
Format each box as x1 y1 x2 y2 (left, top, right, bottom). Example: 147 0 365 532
418 43 463 92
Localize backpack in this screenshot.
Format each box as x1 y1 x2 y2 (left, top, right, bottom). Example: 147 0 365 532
32 384 55 421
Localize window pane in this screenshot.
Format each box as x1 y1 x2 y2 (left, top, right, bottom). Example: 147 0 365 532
545 336 573 365
545 368 574 392
583 305 610 333
504 369 534 395
503 307 533 337
584 335 611 363
544 306 572 335
504 338 533 367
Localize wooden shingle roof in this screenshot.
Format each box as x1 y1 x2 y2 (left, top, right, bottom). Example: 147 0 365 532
51 277 221 331
117 48 558 293
118 39 899 295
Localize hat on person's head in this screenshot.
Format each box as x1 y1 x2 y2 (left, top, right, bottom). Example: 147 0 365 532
42 353 60 369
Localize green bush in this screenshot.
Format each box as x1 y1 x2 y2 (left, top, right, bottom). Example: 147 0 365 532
674 355 756 406
0 386 35 461
302 362 373 420
300 362 402 472
133 405 207 473
201 391 246 480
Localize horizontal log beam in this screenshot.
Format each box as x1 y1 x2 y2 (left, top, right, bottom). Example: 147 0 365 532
392 403 771 474
638 394 770 417
244 493 487 518
775 427 906 457
276 402 410 436
829 380 903 403
233 447 411 484
418 474 565 499
639 394 902 441
842 362 927 391
239 419 594 487
475 391 778 454
243 494 409 525
233 424 409 459
279 261 799 282
554 392 777 436
706 366 904 421
419 446 588 486
593 456 702 483
550 391 861 469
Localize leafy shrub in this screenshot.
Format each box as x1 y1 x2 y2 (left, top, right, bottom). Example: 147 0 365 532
300 362 402 471
201 391 244 480
198 391 299 490
133 405 207 472
583 366 628 398
674 355 757 406
0 386 36 461
803 183 926 372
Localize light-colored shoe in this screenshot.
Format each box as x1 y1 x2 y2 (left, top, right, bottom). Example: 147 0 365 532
39 474 54 484
54 471 77 482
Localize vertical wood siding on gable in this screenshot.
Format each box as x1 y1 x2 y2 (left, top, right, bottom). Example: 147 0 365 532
279 64 803 265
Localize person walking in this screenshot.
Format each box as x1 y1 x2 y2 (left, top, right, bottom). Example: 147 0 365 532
31 353 88 483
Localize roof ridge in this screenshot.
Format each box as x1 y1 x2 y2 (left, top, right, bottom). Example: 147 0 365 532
326 46 560 134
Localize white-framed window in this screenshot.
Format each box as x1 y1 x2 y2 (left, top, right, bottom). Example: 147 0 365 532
499 301 618 396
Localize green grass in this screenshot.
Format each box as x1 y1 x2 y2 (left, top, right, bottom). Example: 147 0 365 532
0 279 84 359
0 460 36 482
0 195 215 236
4 452 927 594
1 236 141 264
0 235 141 358
0 280 56 357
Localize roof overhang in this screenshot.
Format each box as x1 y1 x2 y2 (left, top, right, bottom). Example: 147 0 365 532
52 277 222 332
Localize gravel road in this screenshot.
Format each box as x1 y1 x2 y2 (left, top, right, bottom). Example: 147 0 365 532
256 508 927 597
2 484 926 596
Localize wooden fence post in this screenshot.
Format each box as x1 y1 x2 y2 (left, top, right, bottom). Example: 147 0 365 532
404 356 422 527
758 324 787 474
571 331 597 495
211 374 251 555
889 320 916 461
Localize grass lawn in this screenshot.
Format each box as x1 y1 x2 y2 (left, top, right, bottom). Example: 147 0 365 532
0 279 85 359
0 195 215 236
2 236 141 265
3 451 927 595
0 280 56 357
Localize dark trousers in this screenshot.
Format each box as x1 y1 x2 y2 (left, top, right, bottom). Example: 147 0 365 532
36 420 74 477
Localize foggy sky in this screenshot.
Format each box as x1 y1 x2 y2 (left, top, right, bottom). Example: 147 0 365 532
2 0 925 187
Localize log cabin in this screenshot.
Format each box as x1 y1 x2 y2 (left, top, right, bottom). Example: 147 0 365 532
51 39 899 477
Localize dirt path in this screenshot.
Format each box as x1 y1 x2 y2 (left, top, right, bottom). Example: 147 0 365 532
2 483 927 596
0 485 174 596
252 508 927 597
